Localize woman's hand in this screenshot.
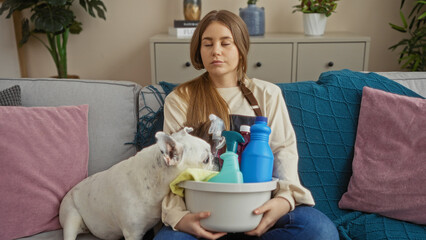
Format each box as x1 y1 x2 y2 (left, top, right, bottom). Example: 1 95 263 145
175 212 227 240
245 197 291 237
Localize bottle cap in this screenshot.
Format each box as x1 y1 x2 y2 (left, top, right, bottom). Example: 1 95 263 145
255 116 267 123
240 125 250 133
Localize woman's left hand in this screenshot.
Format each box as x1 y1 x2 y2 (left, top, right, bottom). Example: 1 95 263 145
245 197 291 237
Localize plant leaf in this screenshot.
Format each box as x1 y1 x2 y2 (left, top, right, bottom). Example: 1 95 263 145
412 57 420 71
79 0 107 19
45 0 67 6
0 0 39 18
400 0 406 9
389 23 407 32
400 10 408 28
69 20 82 34
409 15 417 31
79 0 87 11
32 6 75 33
20 18 31 46
401 54 416 69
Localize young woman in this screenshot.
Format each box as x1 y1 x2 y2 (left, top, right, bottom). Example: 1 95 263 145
154 10 339 240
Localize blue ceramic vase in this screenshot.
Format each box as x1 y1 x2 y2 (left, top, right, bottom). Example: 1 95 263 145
239 4 265 36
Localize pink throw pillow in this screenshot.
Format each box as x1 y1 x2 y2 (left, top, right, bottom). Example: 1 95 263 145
339 87 426 224
0 105 89 239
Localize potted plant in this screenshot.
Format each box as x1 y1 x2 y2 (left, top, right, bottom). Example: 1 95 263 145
0 0 107 79
389 0 425 71
240 0 265 36
292 0 339 36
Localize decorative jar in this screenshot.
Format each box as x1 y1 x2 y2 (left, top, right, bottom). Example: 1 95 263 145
184 0 201 21
239 4 265 36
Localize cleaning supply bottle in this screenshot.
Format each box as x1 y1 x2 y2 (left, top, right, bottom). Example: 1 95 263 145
208 114 226 169
237 125 251 164
208 131 244 183
241 116 274 183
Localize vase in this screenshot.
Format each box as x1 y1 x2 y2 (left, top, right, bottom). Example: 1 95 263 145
184 0 201 21
303 13 327 36
239 4 265 36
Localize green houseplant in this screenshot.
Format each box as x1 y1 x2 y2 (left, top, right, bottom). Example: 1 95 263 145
389 0 425 71
0 0 107 78
292 0 338 17
292 0 338 36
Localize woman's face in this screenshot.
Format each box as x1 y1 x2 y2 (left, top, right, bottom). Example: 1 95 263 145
200 21 240 82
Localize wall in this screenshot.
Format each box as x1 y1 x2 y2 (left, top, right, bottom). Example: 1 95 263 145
0 3 21 78
10 0 411 86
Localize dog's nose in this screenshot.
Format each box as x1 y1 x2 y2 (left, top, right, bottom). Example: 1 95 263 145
212 157 220 171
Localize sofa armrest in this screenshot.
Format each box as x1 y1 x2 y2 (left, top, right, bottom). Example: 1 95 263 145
376 72 426 97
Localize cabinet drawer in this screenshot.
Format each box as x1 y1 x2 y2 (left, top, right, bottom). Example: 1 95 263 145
296 42 366 82
247 43 292 83
154 43 204 84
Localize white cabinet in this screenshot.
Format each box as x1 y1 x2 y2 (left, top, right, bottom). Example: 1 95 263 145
150 33 370 84
152 43 203 83
297 42 367 81
247 43 293 83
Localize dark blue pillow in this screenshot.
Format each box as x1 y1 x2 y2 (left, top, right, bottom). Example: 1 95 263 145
277 69 425 238
132 82 177 150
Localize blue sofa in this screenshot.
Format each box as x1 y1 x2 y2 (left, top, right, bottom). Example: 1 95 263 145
1 70 425 239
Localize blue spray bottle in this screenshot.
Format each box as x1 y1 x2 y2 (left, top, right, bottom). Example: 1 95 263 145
241 116 274 183
208 131 244 183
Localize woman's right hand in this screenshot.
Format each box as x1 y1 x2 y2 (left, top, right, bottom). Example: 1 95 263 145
175 212 227 240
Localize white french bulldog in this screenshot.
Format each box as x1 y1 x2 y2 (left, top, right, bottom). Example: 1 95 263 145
59 127 216 240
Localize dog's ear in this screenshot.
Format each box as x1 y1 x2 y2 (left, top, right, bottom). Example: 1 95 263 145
155 132 183 166
183 127 193 134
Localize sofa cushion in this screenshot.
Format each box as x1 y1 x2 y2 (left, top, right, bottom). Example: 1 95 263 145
339 87 426 224
0 85 21 106
334 212 426 240
0 105 89 240
133 82 176 150
0 78 141 175
276 69 426 238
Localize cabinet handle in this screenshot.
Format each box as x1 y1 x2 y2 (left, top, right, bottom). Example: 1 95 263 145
185 62 191 67
327 61 334 67
256 62 262 67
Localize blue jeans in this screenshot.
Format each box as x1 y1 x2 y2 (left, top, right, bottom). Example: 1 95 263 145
154 206 339 240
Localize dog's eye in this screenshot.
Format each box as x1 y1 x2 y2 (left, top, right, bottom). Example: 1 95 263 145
203 155 210 164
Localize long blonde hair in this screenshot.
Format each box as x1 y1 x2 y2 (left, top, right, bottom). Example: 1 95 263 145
174 10 250 141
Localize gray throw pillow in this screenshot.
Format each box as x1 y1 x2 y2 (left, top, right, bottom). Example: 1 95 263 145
0 85 21 106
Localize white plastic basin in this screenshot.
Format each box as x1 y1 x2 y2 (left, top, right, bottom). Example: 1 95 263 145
179 179 278 232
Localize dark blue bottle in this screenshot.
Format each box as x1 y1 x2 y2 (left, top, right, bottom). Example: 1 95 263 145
241 116 274 183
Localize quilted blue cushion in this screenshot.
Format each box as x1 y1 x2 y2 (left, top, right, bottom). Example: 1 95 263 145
277 69 426 239
133 82 177 150
335 212 426 240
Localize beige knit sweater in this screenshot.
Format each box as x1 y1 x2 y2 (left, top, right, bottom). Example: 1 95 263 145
161 78 315 229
